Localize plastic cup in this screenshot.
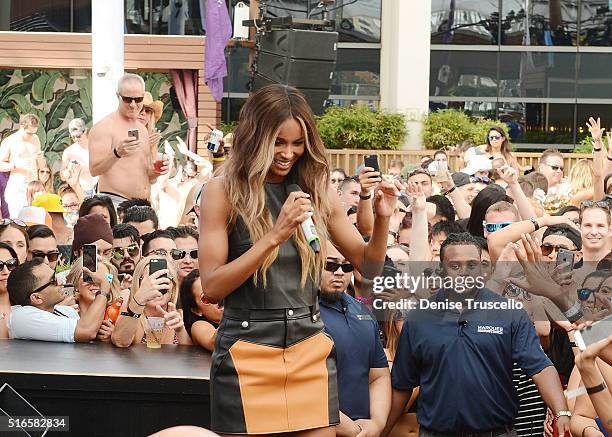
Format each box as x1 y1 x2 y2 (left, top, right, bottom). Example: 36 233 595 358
154 153 164 173
145 316 165 349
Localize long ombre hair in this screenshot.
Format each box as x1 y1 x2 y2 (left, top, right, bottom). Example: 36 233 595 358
569 159 594 195
223 85 331 289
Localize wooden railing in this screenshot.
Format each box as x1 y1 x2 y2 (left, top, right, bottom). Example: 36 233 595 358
325 149 593 176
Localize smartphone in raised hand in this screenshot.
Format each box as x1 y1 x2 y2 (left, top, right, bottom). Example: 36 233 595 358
149 258 168 294
574 315 612 351
364 154 380 173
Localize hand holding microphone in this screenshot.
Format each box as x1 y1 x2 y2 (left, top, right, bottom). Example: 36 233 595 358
270 184 320 252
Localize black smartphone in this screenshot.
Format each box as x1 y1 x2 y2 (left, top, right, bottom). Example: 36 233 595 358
364 154 380 173
128 128 139 140
556 248 575 271
149 258 168 294
82 243 97 283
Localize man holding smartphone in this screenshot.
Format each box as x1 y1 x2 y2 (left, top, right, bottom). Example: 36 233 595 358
89 73 169 208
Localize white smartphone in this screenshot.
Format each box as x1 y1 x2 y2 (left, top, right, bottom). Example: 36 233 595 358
574 314 612 351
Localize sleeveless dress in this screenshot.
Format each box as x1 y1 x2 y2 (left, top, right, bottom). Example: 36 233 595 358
210 181 339 435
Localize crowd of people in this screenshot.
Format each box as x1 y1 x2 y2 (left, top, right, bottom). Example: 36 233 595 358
0 77 610 437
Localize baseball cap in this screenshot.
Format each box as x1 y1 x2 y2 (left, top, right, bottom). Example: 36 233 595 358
461 155 492 176
68 118 86 137
18 206 53 228
451 172 471 187
32 193 66 213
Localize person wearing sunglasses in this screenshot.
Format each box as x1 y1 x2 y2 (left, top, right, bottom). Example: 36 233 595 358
482 201 519 239
539 224 582 263
166 226 199 287
141 230 179 273
26 224 60 270
0 242 19 339
6 258 111 343
576 270 608 314
89 73 168 210
318 241 390 437
464 127 520 172
538 149 565 193
111 224 142 288
330 168 347 192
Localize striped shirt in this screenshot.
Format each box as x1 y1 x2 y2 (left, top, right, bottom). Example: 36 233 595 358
513 363 546 436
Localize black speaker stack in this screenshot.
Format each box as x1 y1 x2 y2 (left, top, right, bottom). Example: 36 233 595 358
245 15 339 115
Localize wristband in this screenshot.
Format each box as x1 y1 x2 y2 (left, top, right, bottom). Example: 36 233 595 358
442 186 456 196
563 300 583 323
121 308 142 319
530 218 540 232
608 155 612 161
113 148 122 159
359 193 372 200
593 147 602 152
212 156 225 162
132 296 145 307
585 382 607 394
388 230 398 239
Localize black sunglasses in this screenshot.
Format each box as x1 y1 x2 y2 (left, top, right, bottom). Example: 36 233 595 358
0 258 18 272
113 244 140 260
545 163 564 172
31 273 59 295
173 249 198 260
325 261 354 273
30 250 60 263
118 94 144 104
540 244 571 257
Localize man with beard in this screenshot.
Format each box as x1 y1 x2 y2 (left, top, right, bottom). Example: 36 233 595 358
319 241 391 437
111 224 141 290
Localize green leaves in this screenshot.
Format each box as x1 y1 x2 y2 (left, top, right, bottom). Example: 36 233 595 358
316 105 407 150
423 109 506 150
32 72 61 104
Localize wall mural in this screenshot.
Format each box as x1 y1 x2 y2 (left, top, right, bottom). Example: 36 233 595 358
0 69 187 172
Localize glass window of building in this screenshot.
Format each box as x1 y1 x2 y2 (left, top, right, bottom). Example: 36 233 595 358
2 0 72 32
264 0 381 42
74 0 92 32
577 52 612 98
498 51 577 98
431 0 500 45
498 102 575 144
331 48 380 97
576 104 612 142
578 1 612 46
430 51 498 97
500 0 578 46
150 0 204 35
429 100 498 119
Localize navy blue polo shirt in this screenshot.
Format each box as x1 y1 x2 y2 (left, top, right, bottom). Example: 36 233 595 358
320 293 388 420
392 288 552 433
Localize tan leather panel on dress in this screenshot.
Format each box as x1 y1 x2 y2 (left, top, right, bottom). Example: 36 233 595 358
229 332 333 434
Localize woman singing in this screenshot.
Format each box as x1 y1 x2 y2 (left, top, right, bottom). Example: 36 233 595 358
199 85 398 436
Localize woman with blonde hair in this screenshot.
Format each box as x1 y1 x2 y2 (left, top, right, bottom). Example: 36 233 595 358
111 255 191 347
67 256 125 342
568 159 596 206
198 84 399 436
26 180 46 205
36 156 54 193
137 92 163 157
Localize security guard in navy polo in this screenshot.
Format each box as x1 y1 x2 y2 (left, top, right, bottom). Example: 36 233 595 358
382 233 571 437
319 241 391 437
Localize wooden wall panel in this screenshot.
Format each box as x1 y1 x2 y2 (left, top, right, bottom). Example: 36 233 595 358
0 31 220 154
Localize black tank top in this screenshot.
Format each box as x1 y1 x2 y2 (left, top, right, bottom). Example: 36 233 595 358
224 182 317 309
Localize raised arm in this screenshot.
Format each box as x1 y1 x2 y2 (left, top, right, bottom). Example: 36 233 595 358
499 166 537 220
355 166 379 237
328 180 399 279
408 182 431 263
588 118 607 201
74 266 111 342
438 167 471 219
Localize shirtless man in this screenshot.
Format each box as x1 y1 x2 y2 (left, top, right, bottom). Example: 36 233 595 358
89 74 168 208
61 118 97 197
0 114 42 218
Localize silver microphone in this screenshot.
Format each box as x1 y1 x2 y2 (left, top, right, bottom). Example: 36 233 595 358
287 184 321 253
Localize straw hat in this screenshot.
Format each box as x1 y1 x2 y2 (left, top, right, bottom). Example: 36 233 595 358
143 92 163 121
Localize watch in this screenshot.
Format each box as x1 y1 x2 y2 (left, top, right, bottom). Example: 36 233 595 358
530 218 540 232
359 192 372 200
555 410 572 419
563 300 584 323
121 307 142 319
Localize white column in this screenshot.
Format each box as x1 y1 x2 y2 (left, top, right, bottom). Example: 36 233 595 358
92 0 124 123
380 0 431 150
